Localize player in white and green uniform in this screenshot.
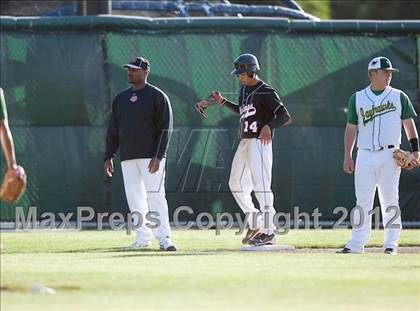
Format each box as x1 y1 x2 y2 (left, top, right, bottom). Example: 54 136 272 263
0 87 18 171
339 57 419 254
0 88 7 122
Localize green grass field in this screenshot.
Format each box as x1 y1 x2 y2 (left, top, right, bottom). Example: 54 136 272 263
1 229 420 310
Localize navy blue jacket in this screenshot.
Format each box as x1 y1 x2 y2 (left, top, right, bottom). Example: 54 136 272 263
105 84 173 161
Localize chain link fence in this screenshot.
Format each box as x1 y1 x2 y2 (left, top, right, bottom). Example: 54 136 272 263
1 23 419 222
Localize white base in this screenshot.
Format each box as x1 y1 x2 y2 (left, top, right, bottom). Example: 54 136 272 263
240 245 295 252
30 284 56 295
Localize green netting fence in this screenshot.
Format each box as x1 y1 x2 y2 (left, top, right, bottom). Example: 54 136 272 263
0 16 419 222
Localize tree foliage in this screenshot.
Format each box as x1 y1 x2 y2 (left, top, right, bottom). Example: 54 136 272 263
229 1 419 20
330 0 420 19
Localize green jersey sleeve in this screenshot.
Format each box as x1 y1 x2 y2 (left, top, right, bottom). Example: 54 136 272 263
0 87 7 121
346 93 357 125
400 91 417 120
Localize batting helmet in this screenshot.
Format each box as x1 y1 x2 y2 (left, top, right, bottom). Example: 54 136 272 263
230 53 260 75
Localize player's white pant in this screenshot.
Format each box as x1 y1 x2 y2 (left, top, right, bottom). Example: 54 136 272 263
346 148 402 253
121 158 172 245
229 138 276 235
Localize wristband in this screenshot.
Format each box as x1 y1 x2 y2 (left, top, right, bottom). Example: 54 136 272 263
409 138 419 152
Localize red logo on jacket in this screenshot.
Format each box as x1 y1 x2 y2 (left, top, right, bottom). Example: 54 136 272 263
130 95 138 103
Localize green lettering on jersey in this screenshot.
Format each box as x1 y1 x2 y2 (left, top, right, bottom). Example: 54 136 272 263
360 100 396 126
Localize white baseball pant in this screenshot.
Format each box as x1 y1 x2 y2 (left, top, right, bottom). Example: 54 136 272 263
346 148 402 253
121 158 172 245
229 138 276 235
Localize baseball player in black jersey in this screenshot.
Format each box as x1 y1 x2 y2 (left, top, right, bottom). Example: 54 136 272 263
196 53 292 246
104 57 176 251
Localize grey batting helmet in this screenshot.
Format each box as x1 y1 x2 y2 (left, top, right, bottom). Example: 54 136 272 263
230 53 260 75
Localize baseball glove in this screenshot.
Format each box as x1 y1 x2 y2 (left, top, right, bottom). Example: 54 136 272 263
0 166 27 204
195 94 217 119
393 149 419 170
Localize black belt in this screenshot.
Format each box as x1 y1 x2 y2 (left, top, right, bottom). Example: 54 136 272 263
378 145 395 150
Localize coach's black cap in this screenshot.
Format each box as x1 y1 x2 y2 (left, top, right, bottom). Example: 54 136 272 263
123 57 150 71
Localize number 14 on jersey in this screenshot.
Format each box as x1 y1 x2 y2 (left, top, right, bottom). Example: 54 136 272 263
244 121 258 133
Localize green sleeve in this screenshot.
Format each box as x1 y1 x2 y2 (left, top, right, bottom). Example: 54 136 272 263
400 92 417 120
0 87 7 121
346 93 358 125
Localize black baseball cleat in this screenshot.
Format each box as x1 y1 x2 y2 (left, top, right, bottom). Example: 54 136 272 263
161 245 177 252
384 248 397 255
159 243 177 252
242 228 261 245
336 247 352 254
248 233 276 246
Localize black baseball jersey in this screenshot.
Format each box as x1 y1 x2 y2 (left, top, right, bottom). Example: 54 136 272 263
222 80 290 139
105 84 173 161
